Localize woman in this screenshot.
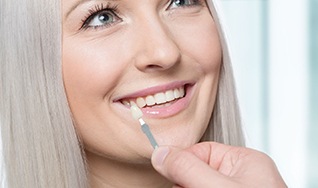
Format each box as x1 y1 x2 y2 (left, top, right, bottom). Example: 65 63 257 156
0 0 286 187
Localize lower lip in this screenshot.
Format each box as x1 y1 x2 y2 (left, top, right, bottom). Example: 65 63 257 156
139 84 195 118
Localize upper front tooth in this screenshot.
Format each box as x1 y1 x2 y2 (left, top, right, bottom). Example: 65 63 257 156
123 86 185 108
165 90 175 102
154 92 166 104
145 95 156 106
136 97 146 108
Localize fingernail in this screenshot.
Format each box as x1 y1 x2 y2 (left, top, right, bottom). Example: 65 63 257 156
152 146 170 167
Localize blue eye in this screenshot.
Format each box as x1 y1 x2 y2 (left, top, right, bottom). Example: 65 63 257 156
86 10 117 28
81 4 121 30
169 0 201 9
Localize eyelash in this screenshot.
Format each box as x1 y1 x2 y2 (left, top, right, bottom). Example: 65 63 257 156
80 3 120 31
79 0 204 31
169 0 203 9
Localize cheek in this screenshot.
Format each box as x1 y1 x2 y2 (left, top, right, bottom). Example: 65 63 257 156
197 31 222 73
62 40 129 148
62 41 123 103
172 18 222 74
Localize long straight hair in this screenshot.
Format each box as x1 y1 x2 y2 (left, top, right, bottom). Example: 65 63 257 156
0 0 87 187
202 0 245 146
0 0 243 187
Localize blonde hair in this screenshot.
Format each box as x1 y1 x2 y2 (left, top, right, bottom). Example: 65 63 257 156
0 0 243 187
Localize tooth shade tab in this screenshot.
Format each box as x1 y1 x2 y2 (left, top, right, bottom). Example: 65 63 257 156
130 105 143 120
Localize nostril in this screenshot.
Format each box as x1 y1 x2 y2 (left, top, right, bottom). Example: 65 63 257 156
133 38 181 72
146 64 163 69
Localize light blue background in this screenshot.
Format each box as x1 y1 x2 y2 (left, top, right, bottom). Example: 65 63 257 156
221 0 317 187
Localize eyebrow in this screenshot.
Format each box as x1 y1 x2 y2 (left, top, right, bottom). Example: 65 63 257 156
65 0 119 18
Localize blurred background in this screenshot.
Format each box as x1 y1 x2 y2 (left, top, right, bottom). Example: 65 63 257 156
220 0 317 187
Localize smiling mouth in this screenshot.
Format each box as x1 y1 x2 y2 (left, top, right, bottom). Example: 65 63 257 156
120 85 186 109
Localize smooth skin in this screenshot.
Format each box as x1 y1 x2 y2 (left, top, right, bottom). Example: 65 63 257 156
152 142 288 188
62 0 287 187
63 0 221 187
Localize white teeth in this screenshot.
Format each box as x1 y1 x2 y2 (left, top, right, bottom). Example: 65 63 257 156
165 90 175 102
145 95 156 106
174 88 181 99
154 92 166 104
122 100 130 106
136 97 146 108
123 86 186 108
180 87 185 97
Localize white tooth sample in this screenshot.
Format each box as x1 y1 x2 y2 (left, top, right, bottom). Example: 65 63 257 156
145 95 156 106
165 90 175 102
122 100 130 106
154 92 166 104
129 101 137 107
179 87 185 97
174 88 181 99
130 105 143 120
136 97 146 108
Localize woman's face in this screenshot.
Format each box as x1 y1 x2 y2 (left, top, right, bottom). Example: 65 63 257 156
62 0 221 161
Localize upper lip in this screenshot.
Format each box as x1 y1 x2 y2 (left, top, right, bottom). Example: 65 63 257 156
113 80 194 102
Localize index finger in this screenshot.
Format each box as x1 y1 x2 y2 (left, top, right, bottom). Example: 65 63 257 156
185 142 253 175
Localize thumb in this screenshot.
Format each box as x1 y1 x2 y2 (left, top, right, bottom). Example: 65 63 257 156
151 146 233 187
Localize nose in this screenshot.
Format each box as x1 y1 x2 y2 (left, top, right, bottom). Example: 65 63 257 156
132 15 181 72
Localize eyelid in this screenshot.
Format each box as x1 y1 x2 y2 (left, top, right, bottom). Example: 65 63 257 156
82 10 118 29
65 0 120 19
79 3 121 31
167 0 203 9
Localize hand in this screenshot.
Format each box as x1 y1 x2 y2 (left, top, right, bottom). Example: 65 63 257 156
151 142 287 188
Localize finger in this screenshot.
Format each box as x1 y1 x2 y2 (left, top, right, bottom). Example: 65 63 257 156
151 146 236 187
186 142 252 175
186 142 288 187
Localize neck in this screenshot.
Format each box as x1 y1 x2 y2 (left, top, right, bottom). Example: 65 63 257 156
86 151 172 188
